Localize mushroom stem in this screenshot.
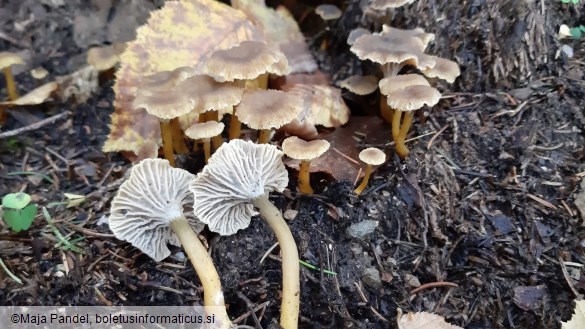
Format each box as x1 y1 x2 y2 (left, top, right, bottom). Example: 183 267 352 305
170 217 232 329
380 94 394 124
397 112 413 159
203 139 211 164
211 133 223 151
3 67 19 101
228 111 241 140
160 120 175 167
207 110 219 122
258 129 271 144
298 160 314 194
354 164 372 195
392 110 408 159
170 118 189 154
251 195 300 329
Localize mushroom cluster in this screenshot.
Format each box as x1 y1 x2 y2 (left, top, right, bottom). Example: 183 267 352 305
346 13 460 158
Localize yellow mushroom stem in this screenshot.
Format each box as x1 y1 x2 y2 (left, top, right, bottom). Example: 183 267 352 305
354 164 373 195
251 195 300 329
160 120 175 167
170 118 189 154
392 110 411 159
170 217 232 329
207 110 219 121
199 112 207 123
3 67 19 101
258 129 271 144
203 138 211 164
298 160 314 194
380 94 394 124
228 110 241 140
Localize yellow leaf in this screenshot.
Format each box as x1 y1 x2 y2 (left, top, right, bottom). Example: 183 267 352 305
103 0 263 156
562 300 585 329
63 193 86 208
398 311 463 329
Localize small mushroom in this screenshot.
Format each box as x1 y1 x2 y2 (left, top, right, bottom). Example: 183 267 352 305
190 139 300 329
236 89 303 143
109 159 231 328
378 74 430 123
347 28 371 45
354 148 387 195
0 52 24 101
185 121 225 163
282 136 330 194
422 57 461 83
339 75 379 95
315 4 342 20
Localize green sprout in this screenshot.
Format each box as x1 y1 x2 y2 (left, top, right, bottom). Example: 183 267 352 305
1 192 38 232
561 0 579 4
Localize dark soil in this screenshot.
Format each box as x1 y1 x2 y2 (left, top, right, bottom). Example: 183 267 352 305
1 0 584 328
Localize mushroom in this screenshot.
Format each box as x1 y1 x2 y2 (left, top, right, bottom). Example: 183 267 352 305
315 4 342 20
202 40 290 140
282 136 330 194
133 67 196 166
109 159 232 328
185 121 225 163
189 139 300 329
236 89 303 143
354 148 387 195
0 52 24 101
378 74 430 123
386 85 441 158
339 75 379 95
347 28 371 46
422 57 461 83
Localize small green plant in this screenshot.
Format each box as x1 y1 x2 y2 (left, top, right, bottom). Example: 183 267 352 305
569 25 585 39
561 0 579 4
1 192 38 232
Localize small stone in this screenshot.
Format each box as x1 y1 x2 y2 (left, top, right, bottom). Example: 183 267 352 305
171 251 186 262
362 267 382 288
283 209 298 220
404 273 421 288
346 220 379 239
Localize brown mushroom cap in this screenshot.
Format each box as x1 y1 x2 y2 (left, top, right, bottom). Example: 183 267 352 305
347 28 371 45
386 85 441 112
87 45 121 71
359 148 386 165
203 41 290 82
378 74 429 96
381 25 435 48
184 121 225 140
282 136 330 161
370 0 416 10
30 67 49 80
133 67 197 119
422 57 460 83
315 4 342 20
179 75 244 114
350 33 429 66
236 89 303 130
340 75 379 95
0 52 24 69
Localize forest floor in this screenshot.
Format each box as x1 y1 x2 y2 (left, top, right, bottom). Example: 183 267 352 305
0 0 584 328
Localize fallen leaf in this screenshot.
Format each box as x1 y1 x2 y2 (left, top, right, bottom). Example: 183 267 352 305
562 300 585 329
0 82 58 106
398 311 463 329
104 0 263 156
63 193 86 208
513 285 547 311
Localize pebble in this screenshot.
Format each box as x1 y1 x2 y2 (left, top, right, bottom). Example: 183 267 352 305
346 220 379 239
362 267 382 288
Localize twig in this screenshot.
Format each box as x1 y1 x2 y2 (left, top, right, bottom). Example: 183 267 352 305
0 257 22 284
426 124 449 149
353 281 388 323
259 242 279 264
526 193 557 209
410 281 458 295
0 111 71 139
232 301 270 325
559 257 581 298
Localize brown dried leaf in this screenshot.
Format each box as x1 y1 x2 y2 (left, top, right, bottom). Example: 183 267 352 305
398 311 463 329
103 0 262 155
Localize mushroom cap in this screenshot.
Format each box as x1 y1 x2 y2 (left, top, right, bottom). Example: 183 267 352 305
340 75 379 95
203 41 290 82
189 139 289 236
347 28 371 45
87 45 121 71
359 147 386 165
315 4 342 20
282 136 330 160
0 52 24 69
381 25 435 48
386 85 441 112
422 57 460 83
369 0 416 10
184 121 225 140
30 67 49 80
179 75 244 114
109 159 204 261
378 74 429 96
133 67 197 119
350 34 429 66
236 89 303 130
